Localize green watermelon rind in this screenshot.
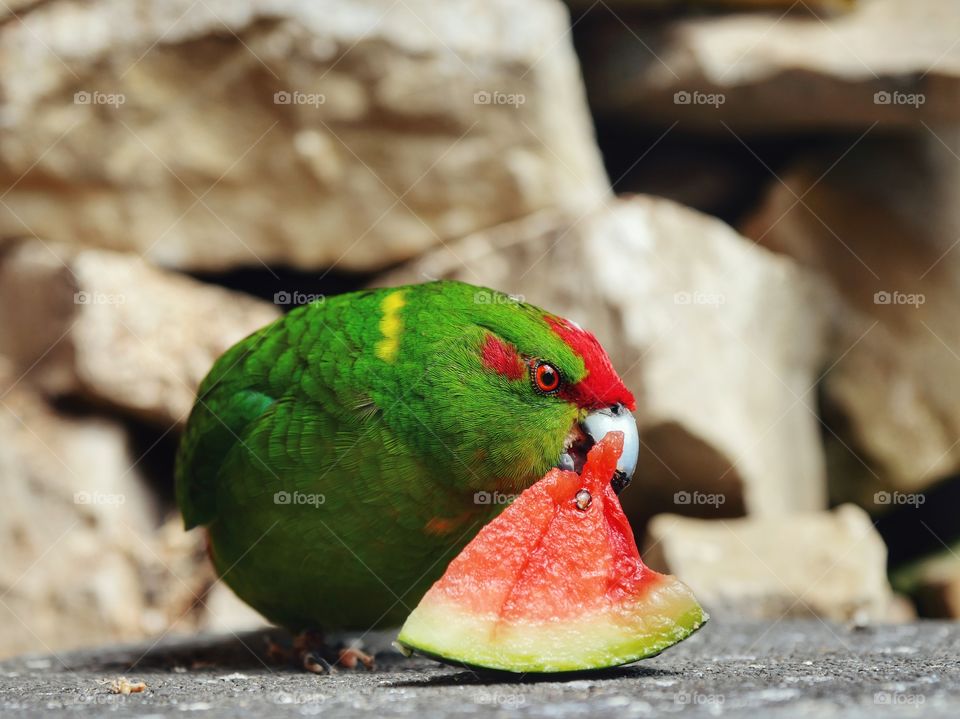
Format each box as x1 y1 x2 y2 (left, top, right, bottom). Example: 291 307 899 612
397 576 709 674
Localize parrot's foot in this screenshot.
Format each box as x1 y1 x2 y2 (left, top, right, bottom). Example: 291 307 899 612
301 651 335 674
294 630 334 674
265 636 290 665
337 645 375 671
268 631 375 674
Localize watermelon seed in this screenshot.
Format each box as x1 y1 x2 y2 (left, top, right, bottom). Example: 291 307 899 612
575 489 592 510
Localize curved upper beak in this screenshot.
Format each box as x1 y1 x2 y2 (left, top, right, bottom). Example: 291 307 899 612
581 403 639 494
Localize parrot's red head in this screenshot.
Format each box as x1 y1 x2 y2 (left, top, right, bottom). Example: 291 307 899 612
543 317 636 412
479 317 634 412
411 282 639 495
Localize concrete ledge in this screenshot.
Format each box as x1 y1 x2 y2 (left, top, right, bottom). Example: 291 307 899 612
2 620 959 718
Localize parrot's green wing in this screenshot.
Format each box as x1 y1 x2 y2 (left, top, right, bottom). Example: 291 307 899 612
176 304 365 530
175 319 286 530
176 386 276 529
203 393 467 629
174 301 492 629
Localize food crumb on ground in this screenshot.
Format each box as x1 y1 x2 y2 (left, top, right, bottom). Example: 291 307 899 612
101 677 147 695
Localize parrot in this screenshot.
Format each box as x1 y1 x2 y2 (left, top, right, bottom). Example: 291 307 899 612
175 280 638 671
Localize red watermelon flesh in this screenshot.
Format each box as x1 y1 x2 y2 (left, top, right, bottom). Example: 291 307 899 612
397 432 707 672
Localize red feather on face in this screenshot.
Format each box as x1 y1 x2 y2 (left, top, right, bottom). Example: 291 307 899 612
480 333 525 380
547 317 636 412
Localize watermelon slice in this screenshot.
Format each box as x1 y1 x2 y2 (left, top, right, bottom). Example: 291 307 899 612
397 432 708 673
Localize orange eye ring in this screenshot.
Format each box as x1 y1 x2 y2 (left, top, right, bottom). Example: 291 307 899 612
532 360 561 394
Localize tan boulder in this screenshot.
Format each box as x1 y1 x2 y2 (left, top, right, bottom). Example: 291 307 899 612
0 241 280 428
0 0 608 271
0 378 266 659
0 383 150 657
643 505 896 621
0 1 41 17
579 0 960 131
741 130 960 502
569 0 852 8
892 542 960 619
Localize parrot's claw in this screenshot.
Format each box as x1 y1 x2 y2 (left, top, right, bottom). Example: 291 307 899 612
337 646 375 671
277 630 375 674
291 630 332 674
302 651 334 674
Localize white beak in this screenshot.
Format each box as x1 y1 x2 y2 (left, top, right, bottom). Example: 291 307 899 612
581 403 639 493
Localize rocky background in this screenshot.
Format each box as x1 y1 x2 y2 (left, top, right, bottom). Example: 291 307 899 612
1 0 958 659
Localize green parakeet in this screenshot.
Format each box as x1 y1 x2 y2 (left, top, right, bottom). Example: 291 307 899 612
176 281 637 636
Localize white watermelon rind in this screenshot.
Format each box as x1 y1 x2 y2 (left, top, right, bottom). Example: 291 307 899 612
396 574 708 673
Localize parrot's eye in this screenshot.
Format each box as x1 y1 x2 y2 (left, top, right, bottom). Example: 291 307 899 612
532 360 561 394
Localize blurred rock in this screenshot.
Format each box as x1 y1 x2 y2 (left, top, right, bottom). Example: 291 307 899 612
0 1 40 18
0 384 150 658
0 385 147 656
0 240 280 428
892 541 960 618
568 0 853 9
0 367 267 659
914 579 960 619
201 582 271 635
884 593 918 623
379 196 832 526
741 130 960 503
0 0 608 271
579 0 960 132
643 505 895 622
596 130 777 223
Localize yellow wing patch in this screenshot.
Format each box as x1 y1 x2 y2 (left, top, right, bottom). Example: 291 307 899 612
375 290 407 363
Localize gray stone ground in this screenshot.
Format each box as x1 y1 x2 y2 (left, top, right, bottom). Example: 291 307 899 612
1 620 958 718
